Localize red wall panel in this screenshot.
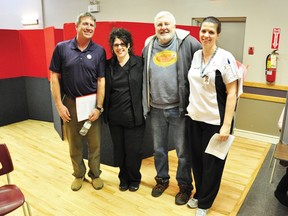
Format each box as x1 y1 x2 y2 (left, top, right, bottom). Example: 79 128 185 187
0 30 22 79
62 22 200 58
44 27 56 80
54 29 64 44
44 27 64 80
0 22 199 80
176 24 200 41
19 30 47 78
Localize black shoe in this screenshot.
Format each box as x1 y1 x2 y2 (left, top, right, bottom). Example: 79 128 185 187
175 185 193 205
151 177 169 197
129 185 139 192
175 191 191 205
119 185 129 191
274 190 288 207
280 160 288 167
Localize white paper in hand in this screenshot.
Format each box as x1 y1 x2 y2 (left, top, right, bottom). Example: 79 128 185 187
75 94 96 122
205 133 235 160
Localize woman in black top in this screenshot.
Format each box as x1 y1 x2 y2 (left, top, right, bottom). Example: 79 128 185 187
104 28 145 191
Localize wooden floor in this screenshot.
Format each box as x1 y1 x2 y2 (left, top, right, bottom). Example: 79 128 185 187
0 120 271 216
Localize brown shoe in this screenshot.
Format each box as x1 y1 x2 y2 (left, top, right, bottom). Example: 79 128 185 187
92 177 104 190
151 177 169 197
175 184 193 205
71 177 84 191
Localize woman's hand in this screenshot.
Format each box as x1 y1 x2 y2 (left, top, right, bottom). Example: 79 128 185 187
219 124 230 141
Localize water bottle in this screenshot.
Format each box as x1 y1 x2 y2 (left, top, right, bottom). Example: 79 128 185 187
79 120 92 136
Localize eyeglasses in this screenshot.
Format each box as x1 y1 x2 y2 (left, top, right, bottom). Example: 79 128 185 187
113 43 126 48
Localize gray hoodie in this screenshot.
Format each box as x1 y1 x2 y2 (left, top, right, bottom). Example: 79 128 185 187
142 28 202 118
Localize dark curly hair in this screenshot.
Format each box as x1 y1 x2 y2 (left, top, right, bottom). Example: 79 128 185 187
109 28 134 56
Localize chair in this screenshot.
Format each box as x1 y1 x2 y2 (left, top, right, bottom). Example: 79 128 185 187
269 142 288 184
269 92 288 184
0 143 32 216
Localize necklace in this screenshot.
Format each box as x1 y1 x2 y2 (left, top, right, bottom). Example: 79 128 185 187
200 47 218 77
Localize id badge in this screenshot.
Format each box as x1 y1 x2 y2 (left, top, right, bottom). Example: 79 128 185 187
203 75 210 85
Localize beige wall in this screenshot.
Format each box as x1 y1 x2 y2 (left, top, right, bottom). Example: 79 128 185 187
236 98 284 137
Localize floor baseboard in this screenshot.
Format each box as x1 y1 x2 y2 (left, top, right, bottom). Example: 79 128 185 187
234 128 279 144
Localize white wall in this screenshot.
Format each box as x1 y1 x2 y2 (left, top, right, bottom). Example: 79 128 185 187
0 0 43 29
1 0 288 84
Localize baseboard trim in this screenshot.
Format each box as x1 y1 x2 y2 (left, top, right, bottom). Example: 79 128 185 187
234 128 279 144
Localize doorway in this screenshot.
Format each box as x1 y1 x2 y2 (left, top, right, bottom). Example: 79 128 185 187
192 17 246 62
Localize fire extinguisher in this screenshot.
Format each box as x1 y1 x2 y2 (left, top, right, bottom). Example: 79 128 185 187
265 50 279 83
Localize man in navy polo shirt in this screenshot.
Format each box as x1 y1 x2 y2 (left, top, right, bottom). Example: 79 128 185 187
50 12 106 191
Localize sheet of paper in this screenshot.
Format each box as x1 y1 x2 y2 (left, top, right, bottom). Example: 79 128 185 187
205 133 235 160
75 94 96 122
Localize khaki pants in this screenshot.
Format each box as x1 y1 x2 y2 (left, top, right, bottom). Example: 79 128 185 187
63 96 102 179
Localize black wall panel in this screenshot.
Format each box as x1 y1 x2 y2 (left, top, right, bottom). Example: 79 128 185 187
0 78 28 126
25 77 53 122
0 77 53 126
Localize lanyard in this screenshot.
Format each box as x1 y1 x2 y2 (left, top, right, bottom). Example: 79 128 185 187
200 47 218 77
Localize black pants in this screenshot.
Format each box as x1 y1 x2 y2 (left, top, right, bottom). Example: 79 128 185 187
276 167 288 193
109 124 145 186
187 118 227 209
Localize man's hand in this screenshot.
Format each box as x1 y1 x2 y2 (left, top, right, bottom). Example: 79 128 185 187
57 104 71 122
88 108 101 122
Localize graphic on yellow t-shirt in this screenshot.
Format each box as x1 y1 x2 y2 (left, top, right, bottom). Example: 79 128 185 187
153 50 177 68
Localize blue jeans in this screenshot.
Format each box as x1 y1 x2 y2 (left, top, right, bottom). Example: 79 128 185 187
150 107 192 186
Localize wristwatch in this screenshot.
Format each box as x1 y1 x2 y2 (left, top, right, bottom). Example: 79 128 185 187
96 106 104 113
